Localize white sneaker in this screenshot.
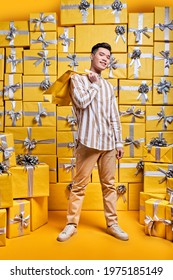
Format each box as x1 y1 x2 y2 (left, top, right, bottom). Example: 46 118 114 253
57 224 77 242
107 224 129 241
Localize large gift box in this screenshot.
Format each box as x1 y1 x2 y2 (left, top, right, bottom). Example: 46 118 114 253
146 106 173 131
144 162 173 194
82 183 103 210
115 183 128 210
27 197 48 231
144 198 169 239
92 160 118 183
0 48 4 80
0 21 29 47
5 47 23 74
0 106 4 131
154 7 173 42
128 182 143 210
94 0 127 24
103 53 127 79
57 131 78 158
119 79 152 105
57 27 75 53
0 133 16 167
29 13 57 32
128 46 153 79
6 199 30 238
23 102 56 127
165 204 173 241
58 157 76 182
30 32 57 50
37 155 57 183
142 145 173 164
128 13 154 46
166 178 173 204
23 75 57 102
154 42 173 77
5 100 23 127
119 158 143 183
75 24 127 53
119 105 146 123
5 127 56 155
146 131 173 146
4 74 22 100
153 77 173 105
122 123 146 158
23 50 57 76
0 173 13 209
0 209 6 246
57 105 77 131
60 0 94 25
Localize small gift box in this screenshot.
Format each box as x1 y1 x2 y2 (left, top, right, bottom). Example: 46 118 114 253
57 27 75 53
128 182 143 210
37 155 57 183
165 204 173 241
7 199 30 238
146 105 173 131
0 48 4 80
115 183 128 210
0 172 13 209
142 145 173 164
146 131 173 146
29 12 57 32
92 160 118 183
166 178 173 204
103 53 127 79
57 105 77 131
58 157 76 182
23 102 56 127
4 74 22 100
153 77 173 105
0 133 16 167
0 209 6 246
119 158 144 183
119 105 145 123
0 106 4 131
5 47 23 74
154 42 173 77
5 100 23 127
30 31 57 50
154 7 173 42
57 131 78 157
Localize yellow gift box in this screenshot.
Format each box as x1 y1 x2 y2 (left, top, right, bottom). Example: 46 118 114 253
27 197 48 231
0 21 29 47
48 183 68 210
144 162 173 194
10 164 49 199
92 160 118 183
23 102 56 127
29 12 57 32
5 100 23 127
23 75 57 102
0 209 6 246
128 182 143 210
146 106 173 131
119 158 143 183
30 31 57 50
166 178 173 204
37 155 57 183
5 127 56 155
7 199 30 238
5 47 23 74
122 123 146 158
75 24 127 53
23 50 57 76
144 198 169 238
0 173 13 209
60 0 94 25
0 133 16 167
0 106 4 131
57 105 77 131
57 53 90 78
139 192 166 225
107 79 118 97
142 145 173 164
165 204 173 241
0 81 3 106
4 74 22 100
57 27 75 53
154 7 173 42
103 53 127 79
119 79 152 105
57 131 77 158
128 13 154 46
0 48 4 80
154 42 173 77
58 157 76 182
146 131 173 146
83 183 103 210
153 77 173 105
94 0 127 24
115 183 128 211
119 105 146 123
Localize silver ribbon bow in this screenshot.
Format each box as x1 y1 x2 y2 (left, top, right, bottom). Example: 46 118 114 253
63 162 76 173
58 33 74 47
78 0 90 11
116 184 126 202
157 107 173 129
157 79 171 95
120 106 145 120
124 137 141 148
67 54 79 69
24 138 37 150
0 162 10 175
134 27 150 43
160 50 173 68
33 103 47 125
111 0 123 11
135 160 144 176
115 25 126 43
12 212 30 229
31 13 55 32
66 115 77 126
0 140 14 160
137 83 149 102
159 20 173 31
7 110 22 126
158 167 173 184
166 187 173 204
107 55 118 78
34 51 51 74
6 54 22 70
33 32 49 49
40 79 51 90
4 83 20 98
6 22 17 42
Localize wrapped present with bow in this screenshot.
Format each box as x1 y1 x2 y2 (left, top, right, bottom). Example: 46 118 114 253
146 131 173 147
166 178 173 204
128 46 153 79
10 154 49 198
154 7 173 42
23 50 57 76
58 157 76 182
115 183 128 210
165 204 173 241
92 160 118 183
23 75 57 102
119 158 143 183
0 168 13 209
0 48 4 80
57 27 75 53
0 133 16 167
37 155 57 183
30 31 57 50
60 0 94 25
119 79 152 105
5 47 23 74
57 105 77 131
0 106 4 131
154 42 173 77
144 198 169 239
153 77 173 105
119 105 145 123
146 105 173 131
0 21 29 47
94 0 127 24
103 53 127 79
75 24 127 53
5 100 23 127
4 74 22 100
7 199 30 238
0 209 6 246
29 12 57 32
57 131 78 158
23 102 56 127
128 182 143 210
128 12 154 46
5 126 56 155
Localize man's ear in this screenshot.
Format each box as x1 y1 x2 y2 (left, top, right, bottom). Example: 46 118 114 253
90 53 94 61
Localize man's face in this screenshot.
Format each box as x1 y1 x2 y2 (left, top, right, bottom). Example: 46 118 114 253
90 47 110 73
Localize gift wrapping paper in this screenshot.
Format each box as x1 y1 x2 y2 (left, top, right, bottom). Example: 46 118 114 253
0 48 4 80
0 133 16 167
103 53 127 79
5 47 23 74
146 105 173 131
154 42 173 77
57 27 75 53
146 131 173 146
142 145 173 164
58 157 76 182
119 158 143 183
0 173 13 209
128 182 143 210
166 178 173 204
57 131 78 158
57 105 77 131
0 209 6 246
29 12 57 32
5 100 23 127
48 183 69 210
30 31 57 50
154 7 173 42
4 73 22 100
0 81 3 106
115 183 128 210
0 106 4 131
92 160 118 183
165 204 173 241
37 155 57 183
119 105 146 123
153 77 173 105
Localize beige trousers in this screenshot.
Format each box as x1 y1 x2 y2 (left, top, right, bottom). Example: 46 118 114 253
66 143 118 227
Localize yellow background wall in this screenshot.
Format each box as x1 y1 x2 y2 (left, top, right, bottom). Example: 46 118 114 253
0 0 172 22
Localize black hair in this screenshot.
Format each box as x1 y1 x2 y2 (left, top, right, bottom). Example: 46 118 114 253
91 42 112 54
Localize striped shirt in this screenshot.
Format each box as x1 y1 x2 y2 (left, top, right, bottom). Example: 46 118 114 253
70 74 123 151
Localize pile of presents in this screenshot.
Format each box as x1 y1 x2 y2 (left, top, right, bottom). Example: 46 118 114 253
0 0 173 246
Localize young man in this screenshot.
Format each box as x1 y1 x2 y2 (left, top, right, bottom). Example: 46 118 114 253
57 42 129 242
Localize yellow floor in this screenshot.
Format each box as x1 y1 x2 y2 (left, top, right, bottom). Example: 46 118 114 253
0 210 172 260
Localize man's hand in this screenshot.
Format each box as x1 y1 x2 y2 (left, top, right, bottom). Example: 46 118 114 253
87 71 100 84
116 147 124 159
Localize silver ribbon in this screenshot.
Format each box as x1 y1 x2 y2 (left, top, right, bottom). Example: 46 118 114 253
40 78 52 90
31 32 57 49
116 184 127 202
67 54 79 71
6 100 22 126
4 83 20 100
63 158 76 178
159 20 173 31
30 13 56 32
166 187 173 204
115 25 126 43
157 106 173 129
137 82 149 104
119 105 145 123
78 0 90 23
157 78 171 95
0 137 14 160
158 167 173 184
33 102 47 126
133 27 150 43
6 48 22 73
58 28 74 52
10 210 30 235
5 21 17 45
107 55 118 78
94 1 126 23
160 50 173 68
0 227 6 235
